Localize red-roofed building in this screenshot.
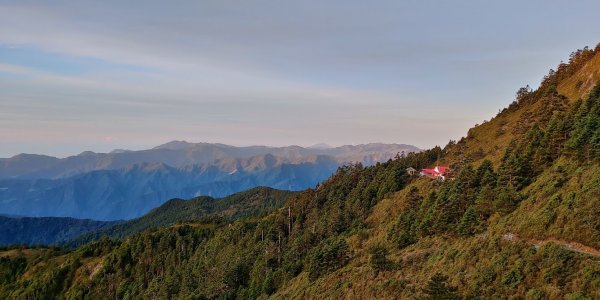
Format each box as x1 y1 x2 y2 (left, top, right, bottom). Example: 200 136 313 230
420 166 451 181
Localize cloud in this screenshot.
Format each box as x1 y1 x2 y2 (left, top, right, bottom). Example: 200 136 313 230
1 1 599 157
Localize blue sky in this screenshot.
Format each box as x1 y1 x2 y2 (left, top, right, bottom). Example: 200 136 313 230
1 0 599 157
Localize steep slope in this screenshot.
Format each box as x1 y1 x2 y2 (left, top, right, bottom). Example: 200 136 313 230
0 45 598 300
440 44 600 168
557 44 600 101
279 45 600 299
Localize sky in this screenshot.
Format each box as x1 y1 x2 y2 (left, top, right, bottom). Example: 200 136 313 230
1 1 599 158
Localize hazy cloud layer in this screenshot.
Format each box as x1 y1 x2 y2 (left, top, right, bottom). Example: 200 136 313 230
1 0 599 157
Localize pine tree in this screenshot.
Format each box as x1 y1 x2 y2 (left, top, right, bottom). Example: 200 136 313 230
475 160 496 187
421 273 461 300
475 185 495 220
493 185 521 215
523 124 546 174
566 96 600 161
497 145 532 190
369 244 394 272
458 206 478 236
542 114 568 163
417 207 435 237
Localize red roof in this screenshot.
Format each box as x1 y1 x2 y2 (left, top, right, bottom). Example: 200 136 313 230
434 166 449 174
421 166 450 176
421 168 436 175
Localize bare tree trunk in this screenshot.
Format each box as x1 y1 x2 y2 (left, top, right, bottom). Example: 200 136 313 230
278 232 282 265
288 206 292 236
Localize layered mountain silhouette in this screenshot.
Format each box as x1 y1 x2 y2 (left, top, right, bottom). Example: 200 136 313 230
0 142 419 220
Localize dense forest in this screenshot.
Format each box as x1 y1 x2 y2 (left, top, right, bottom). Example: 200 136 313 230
66 187 295 247
0 45 599 299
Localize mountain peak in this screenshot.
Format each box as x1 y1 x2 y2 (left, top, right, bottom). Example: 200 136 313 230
153 140 193 150
110 149 132 154
77 151 96 156
308 143 333 149
7 153 58 160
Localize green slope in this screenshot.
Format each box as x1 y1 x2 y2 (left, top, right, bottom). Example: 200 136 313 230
67 186 295 246
1 44 599 300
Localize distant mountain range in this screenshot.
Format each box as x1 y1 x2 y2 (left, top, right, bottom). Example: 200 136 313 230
0 142 419 220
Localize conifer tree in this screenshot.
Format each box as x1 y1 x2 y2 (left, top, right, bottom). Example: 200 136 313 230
475 160 496 187
475 184 495 220
421 273 461 300
369 244 394 272
458 206 478 236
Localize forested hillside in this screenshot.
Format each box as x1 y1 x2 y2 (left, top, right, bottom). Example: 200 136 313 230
67 187 295 246
0 45 599 299
0 187 293 247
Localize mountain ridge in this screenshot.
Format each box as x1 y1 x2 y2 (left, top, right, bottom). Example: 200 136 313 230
0 144 417 220
0 142 420 179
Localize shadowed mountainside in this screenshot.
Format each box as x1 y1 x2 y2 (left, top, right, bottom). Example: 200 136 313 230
0 216 116 246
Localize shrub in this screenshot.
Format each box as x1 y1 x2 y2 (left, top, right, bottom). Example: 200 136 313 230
368 244 395 272
307 238 350 281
